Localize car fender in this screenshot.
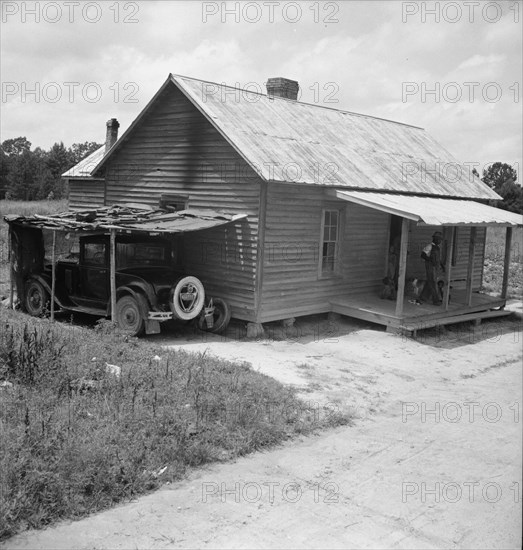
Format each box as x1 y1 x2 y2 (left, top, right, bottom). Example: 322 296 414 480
25 274 68 309
114 286 162 335
29 274 51 293
120 279 157 306
113 286 151 318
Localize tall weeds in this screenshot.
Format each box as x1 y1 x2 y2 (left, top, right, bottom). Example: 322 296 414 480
0 310 350 540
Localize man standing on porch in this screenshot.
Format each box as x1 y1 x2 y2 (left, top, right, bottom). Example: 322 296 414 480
420 231 445 305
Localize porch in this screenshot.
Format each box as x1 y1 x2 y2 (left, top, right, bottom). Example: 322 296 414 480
325 190 521 336
331 291 510 334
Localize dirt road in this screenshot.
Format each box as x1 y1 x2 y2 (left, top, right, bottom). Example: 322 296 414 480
4 315 522 549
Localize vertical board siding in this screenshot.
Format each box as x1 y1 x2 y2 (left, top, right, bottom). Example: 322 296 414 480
259 184 389 322
342 203 390 291
407 225 486 291
69 180 105 209
101 83 262 321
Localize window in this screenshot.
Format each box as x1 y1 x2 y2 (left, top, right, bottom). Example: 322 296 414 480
321 209 340 275
159 194 189 212
116 242 170 268
83 243 106 265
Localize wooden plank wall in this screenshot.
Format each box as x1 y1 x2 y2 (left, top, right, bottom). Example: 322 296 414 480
342 202 391 292
258 184 390 323
68 180 105 209
101 82 262 322
407 225 486 290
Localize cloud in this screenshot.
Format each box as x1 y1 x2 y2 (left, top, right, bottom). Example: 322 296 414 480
458 54 506 70
0 0 520 175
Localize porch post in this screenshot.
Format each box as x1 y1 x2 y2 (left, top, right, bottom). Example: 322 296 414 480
501 226 513 300
50 230 56 321
110 229 117 321
444 227 455 311
395 218 409 318
465 227 477 306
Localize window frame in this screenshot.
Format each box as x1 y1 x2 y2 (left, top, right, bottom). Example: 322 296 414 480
159 194 189 212
319 208 342 278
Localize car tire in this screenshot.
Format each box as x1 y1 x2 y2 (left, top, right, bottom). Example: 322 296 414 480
197 298 231 334
169 276 205 321
115 295 145 336
24 279 50 317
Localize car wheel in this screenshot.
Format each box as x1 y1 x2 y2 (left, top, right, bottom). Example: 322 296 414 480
197 298 231 333
169 276 205 321
115 295 145 336
24 279 50 317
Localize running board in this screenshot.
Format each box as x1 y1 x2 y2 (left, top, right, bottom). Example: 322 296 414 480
60 305 107 317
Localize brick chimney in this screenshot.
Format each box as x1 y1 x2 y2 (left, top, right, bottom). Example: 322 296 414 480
105 118 120 152
266 77 299 100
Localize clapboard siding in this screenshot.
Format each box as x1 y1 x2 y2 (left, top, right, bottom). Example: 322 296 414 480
407 225 486 291
69 180 105 209
258 184 390 322
101 83 262 321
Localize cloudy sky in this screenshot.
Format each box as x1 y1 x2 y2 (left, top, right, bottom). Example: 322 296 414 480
1 0 522 177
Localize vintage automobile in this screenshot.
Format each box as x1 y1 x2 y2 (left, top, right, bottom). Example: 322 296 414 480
22 233 231 336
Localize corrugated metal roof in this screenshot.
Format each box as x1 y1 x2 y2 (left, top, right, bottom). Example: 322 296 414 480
62 146 106 178
5 206 247 235
330 190 523 226
172 75 499 200
65 73 500 200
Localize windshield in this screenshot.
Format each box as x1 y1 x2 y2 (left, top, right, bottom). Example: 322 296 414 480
116 241 172 269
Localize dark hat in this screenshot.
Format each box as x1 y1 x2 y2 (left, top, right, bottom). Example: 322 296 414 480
432 231 443 238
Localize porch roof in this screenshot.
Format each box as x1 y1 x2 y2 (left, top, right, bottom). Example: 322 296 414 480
329 190 523 226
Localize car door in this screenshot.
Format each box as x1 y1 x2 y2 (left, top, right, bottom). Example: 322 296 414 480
79 240 109 304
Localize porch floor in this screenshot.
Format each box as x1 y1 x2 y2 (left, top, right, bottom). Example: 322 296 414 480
330 291 510 333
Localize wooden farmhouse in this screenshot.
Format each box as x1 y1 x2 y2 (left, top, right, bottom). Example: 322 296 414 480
63 74 522 334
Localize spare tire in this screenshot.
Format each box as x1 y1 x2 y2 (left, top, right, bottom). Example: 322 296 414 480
169 276 205 320
197 297 231 334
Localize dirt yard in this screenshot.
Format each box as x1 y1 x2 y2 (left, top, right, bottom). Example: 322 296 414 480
3 311 522 550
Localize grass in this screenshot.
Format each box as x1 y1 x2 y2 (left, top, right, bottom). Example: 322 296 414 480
483 226 523 299
0 309 349 540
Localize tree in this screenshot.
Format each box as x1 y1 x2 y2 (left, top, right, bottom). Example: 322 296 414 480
1 137 31 157
68 141 102 165
0 137 103 200
497 178 523 214
482 162 518 192
0 148 10 198
482 163 522 215
5 148 46 200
